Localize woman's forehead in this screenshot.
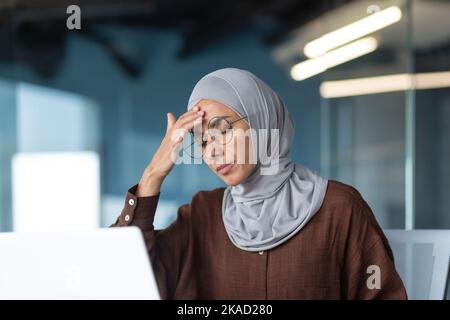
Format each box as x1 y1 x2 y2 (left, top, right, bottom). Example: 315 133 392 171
196 99 240 118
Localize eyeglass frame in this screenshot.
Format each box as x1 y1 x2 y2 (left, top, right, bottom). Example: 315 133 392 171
183 115 249 158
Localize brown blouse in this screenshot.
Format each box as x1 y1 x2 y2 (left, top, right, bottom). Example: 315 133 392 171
111 180 407 300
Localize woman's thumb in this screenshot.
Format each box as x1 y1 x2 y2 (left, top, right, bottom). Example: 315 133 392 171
166 112 176 133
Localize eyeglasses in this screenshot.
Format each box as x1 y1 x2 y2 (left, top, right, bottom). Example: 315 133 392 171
183 115 248 159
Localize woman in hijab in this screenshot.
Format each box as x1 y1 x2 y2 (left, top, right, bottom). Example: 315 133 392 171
112 68 407 300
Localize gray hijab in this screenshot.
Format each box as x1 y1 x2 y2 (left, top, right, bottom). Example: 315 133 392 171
187 68 328 252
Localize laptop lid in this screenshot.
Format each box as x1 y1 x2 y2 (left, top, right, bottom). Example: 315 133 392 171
0 226 160 300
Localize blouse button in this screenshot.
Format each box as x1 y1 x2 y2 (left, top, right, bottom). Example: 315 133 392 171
128 199 135 206
124 214 130 222
258 251 264 255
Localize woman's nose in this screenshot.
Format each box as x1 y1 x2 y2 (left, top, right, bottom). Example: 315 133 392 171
204 136 223 159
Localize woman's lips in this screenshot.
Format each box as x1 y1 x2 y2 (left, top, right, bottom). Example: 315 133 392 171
216 163 233 175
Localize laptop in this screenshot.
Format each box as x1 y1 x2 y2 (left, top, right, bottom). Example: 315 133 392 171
0 226 160 300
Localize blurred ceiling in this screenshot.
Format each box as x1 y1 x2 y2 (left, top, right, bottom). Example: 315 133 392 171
273 0 450 78
274 0 450 61
1 0 448 79
0 0 354 78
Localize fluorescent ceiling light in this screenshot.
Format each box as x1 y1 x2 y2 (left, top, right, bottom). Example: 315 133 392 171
304 6 402 58
320 71 450 98
291 37 378 81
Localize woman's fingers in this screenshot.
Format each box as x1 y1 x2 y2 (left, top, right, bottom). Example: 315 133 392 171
171 127 189 142
165 106 204 147
142 107 203 182
171 111 204 137
181 114 204 136
177 106 200 121
177 110 204 127
178 112 202 126
166 112 176 133
169 118 202 147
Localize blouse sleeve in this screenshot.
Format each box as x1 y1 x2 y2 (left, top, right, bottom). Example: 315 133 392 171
110 185 197 299
341 193 408 300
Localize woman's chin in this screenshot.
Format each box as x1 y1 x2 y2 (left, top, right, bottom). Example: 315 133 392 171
217 170 238 186
222 177 240 186
220 170 247 186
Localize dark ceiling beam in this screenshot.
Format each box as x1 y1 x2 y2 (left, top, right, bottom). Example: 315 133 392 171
9 0 156 23
0 0 359 78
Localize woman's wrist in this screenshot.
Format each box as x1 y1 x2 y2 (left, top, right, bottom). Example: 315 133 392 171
136 168 165 197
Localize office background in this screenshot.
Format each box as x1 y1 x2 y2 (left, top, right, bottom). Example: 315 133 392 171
0 0 449 297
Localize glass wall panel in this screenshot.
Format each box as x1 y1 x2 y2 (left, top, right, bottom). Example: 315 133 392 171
319 0 410 228
413 0 450 229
